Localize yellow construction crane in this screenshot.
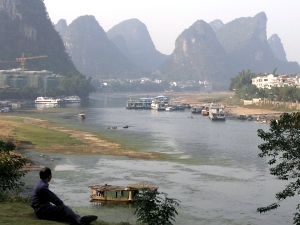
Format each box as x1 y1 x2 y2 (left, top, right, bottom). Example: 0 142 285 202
16 53 47 70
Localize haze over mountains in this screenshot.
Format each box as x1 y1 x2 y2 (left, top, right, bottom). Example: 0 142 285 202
0 0 299 90
55 11 300 89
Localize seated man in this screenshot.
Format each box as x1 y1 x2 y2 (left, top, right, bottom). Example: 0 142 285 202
30 167 97 225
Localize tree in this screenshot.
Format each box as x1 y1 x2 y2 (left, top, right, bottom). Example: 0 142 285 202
134 189 180 225
229 69 256 91
257 112 300 224
0 140 28 199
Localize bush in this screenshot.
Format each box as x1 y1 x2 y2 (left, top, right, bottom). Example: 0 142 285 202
0 140 28 201
134 189 180 225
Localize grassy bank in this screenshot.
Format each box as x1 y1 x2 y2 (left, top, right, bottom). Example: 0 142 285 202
0 201 132 225
0 114 162 160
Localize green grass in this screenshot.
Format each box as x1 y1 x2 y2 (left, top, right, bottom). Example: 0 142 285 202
16 122 86 147
0 201 132 225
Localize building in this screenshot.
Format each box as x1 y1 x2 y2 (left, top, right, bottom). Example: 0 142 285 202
251 74 298 89
0 68 62 91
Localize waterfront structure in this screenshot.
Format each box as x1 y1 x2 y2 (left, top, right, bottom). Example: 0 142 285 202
0 68 62 91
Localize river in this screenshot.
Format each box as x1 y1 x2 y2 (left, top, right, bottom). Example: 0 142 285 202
22 93 296 225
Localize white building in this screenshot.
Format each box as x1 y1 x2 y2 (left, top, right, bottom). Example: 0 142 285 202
251 74 277 89
252 74 298 89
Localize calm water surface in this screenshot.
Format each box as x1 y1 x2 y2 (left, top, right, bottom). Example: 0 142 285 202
22 94 296 225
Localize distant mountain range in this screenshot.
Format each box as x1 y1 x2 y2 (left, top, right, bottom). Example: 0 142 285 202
55 16 144 79
0 0 298 90
54 11 299 89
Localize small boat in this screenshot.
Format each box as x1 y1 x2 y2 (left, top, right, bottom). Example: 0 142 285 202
201 109 209 116
191 106 202 114
89 184 158 202
165 106 175 111
78 114 86 120
237 114 247 120
35 96 62 104
64 95 81 103
123 125 129 128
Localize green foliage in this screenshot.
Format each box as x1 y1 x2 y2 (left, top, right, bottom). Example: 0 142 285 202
229 69 256 91
0 140 28 200
229 69 259 99
256 112 300 223
57 74 95 98
134 189 180 225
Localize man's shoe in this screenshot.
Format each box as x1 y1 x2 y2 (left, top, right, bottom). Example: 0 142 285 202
80 215 98 224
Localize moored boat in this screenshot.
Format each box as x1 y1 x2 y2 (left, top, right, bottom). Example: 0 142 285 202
201 109 209 116
126 97 153 109
64 95 81 103
237 114 254 121
191 106 202 114
126 95 168 110
208 103 226 121
151 100 166 110
89 184 158 202
165 105 176 111
35 96 62 104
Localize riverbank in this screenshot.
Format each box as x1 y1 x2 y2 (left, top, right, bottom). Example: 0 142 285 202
0 115 161 170
166 91 285 119
125 91 286 117
0 91 289 169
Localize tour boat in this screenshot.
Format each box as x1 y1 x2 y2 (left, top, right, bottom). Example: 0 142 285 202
64 95 81 103
89 184 158 202
208 103 226 121
35 96 62 104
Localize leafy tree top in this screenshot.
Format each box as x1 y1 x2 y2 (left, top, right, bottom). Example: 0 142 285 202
257 112 300 223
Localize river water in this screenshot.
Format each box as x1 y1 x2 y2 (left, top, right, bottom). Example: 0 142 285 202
22 93 297 225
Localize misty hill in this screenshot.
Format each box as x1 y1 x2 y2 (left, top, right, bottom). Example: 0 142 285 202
45 10 300 90
107 18 168 72
214 12 299 74
209 19 224 32
0 0 79 75
159 20 232 88
268 34 287 62
60 15 144 79
55 19 67 38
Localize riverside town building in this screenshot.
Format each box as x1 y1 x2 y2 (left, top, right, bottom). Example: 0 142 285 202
0 68 62 91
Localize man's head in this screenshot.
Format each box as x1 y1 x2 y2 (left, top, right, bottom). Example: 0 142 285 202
39 167 52 182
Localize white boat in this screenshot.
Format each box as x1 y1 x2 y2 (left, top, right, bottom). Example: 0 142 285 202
208 103 226 121
35 96 62 104
165 106 175 111
64 95 81 103
151 101 166 110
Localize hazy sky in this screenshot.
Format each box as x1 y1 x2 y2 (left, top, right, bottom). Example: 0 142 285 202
44 0 300 63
